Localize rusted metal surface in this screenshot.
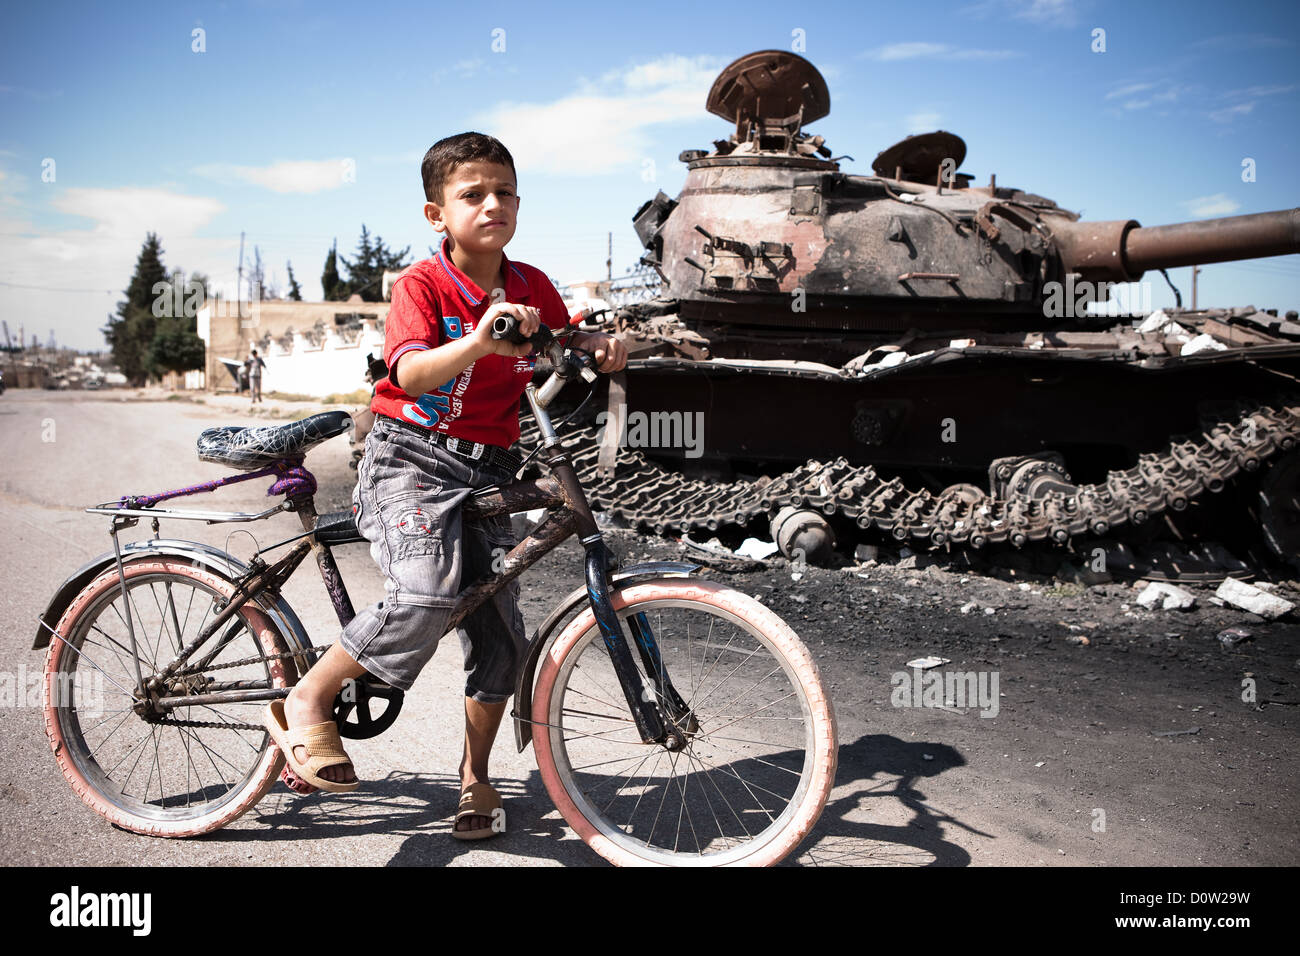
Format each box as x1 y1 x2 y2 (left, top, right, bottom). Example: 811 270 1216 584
574 48 1300 567
1124 209 1300 272
462 476 566 521
444 507 578 634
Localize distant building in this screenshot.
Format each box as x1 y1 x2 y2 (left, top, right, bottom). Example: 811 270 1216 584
198 295 390 398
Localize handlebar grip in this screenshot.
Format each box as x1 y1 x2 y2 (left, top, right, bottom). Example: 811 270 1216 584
491 314 553 349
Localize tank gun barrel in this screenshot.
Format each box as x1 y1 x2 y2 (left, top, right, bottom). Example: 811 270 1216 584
1052 208 1300 281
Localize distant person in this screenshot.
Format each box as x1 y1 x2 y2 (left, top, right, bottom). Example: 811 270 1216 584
246 349 266 403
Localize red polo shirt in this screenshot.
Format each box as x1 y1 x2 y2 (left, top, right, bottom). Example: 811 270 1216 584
373 237 571 448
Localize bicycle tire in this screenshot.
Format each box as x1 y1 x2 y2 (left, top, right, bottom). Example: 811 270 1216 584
532 578 836 866
42 556 292 837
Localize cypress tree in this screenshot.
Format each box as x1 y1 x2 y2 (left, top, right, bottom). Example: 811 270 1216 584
102 233 167 385
286 261 303 301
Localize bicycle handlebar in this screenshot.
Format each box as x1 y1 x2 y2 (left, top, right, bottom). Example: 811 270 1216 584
491 314 555 351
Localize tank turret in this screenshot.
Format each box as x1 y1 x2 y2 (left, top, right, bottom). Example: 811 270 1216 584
633 50 1298 336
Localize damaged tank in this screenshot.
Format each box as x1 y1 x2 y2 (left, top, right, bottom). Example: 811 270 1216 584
533 49 1300 574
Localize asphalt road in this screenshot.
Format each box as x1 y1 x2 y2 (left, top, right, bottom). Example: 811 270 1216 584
2 389 1297 868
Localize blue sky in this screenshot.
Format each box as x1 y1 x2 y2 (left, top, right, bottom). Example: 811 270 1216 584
1 0 1297 350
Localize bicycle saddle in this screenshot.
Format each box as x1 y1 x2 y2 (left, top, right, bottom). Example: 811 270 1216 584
197 411 354 470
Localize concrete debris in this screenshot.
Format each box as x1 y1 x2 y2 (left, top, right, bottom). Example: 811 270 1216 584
1217 627 1251 647
1136 582 1197 611
735 537 780 560
906 656 950 670
960 601 978 614
1065 634 1090 645
1136 310 1190 338
1215 579 1295 620
1180 333 1229 355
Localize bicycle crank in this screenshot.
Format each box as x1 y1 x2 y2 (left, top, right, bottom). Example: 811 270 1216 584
333 676 404 739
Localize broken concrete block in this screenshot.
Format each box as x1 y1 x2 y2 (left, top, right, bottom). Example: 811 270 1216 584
1180 333 1229 355
1136 582 1197 611
1215 578 1295 620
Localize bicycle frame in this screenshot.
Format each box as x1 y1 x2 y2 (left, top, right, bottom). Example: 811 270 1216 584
36 383 697 750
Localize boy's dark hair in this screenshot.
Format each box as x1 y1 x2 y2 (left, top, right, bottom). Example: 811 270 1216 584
421 132 516 204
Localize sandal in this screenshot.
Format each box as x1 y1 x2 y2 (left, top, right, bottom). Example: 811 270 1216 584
454 782 503 840
264 700 359 793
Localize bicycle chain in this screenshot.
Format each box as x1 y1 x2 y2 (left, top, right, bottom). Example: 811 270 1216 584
155 717 264 731
171 644 326 678
523 402 1300 547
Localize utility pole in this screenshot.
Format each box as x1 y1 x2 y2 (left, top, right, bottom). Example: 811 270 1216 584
1191 265 1200 311
237 231 246 321
607 232 612 281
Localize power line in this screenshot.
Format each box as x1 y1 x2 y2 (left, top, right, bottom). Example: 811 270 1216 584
0 279 118 293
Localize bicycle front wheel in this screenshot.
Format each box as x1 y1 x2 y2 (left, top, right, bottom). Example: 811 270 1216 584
42 556 294 837
532 578 836 866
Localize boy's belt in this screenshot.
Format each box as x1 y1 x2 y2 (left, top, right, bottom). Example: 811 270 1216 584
384 417 521 475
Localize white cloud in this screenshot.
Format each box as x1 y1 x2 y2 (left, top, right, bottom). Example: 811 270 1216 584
1209 102 1255 123
1105 82 1154 100
434 58 484 83
0 184 235 349
1190 33 1294 51
475 54 723 177
1181 193 1240 218
193 158 355 193
1012 0 1074 22
905 112 943 133
863 42 1020 61
1104 80 1181 111
52 187 225 238
1220 84 1296 99
962 0 1077 26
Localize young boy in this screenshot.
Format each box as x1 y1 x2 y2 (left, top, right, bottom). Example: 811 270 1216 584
265 131 627 839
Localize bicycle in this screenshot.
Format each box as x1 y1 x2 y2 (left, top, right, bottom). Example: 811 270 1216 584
32 319 837 866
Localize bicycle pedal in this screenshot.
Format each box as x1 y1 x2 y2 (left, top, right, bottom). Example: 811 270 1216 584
279 764 318 796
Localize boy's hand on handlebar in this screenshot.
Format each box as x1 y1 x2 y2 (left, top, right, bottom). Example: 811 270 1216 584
476 303 540 357
572 332 627 373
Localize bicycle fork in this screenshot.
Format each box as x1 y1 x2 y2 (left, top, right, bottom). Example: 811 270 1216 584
582 539 695 750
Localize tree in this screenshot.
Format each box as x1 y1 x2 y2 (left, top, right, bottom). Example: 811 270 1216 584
251 246 272 300
148 315 206 377
286 261 303 301
102 233 167 385
322 239 345 300
333 225 411 301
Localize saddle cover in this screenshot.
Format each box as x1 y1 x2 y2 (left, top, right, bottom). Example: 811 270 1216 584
197 411 353 470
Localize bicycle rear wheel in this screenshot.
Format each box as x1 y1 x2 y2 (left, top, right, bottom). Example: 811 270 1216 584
42 556 293 837
532 579 836 866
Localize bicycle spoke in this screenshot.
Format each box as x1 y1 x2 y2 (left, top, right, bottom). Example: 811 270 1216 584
48 566 282 829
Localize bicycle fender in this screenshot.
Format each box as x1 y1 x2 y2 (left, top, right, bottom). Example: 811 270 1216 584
33 538 316 667
512 561 700 752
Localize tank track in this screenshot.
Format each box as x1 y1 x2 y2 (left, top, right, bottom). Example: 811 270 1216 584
522 402 1300 549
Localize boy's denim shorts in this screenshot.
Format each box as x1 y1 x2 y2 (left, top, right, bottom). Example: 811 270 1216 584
338 414 526 701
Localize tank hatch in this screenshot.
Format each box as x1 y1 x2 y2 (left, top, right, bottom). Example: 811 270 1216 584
872 130 971 186
706 50 830 147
